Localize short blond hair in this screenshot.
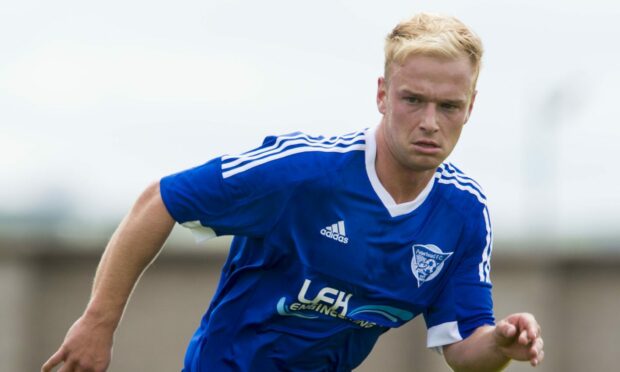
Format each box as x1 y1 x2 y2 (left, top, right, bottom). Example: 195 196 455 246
384 13 483 87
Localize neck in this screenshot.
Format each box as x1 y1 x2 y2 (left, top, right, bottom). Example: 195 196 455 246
374 124 436 204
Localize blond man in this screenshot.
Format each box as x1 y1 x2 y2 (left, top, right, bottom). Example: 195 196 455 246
43 13 544 372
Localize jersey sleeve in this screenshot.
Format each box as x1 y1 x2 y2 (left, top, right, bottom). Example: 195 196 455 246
159 135 300 240
422 204 495 349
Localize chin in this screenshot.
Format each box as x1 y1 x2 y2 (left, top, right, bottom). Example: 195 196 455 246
407 155 444 171
407 161 441 173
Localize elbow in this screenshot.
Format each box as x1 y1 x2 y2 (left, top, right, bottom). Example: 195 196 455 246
443 349 470 372
443 344 468 372
442 325 508 372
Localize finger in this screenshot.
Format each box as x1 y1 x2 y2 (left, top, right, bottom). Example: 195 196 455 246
527 320 541 341
518 329 529 345
520 314 540 338
57 358 77 372
498 321 517 339
531 337 544 356
531 350 545 367
42 348 66 372
538 350 545 364
528 338 544 366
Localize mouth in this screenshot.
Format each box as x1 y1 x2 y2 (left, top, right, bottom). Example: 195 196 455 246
412 140 441 154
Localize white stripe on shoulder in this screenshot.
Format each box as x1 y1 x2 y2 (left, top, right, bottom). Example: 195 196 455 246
222 131 365 170
222 130 364 163
434 173 487 205
434 166 493 283
439 163 484 191
478 207 493 283
222 138 365 179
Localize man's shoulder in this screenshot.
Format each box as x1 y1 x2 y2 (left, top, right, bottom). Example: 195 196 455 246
432 163 492 256
433 162 488 215
220 129 367 181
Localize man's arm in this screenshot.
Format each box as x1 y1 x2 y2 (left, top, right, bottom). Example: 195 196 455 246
443 313 544 372
42 181 175 372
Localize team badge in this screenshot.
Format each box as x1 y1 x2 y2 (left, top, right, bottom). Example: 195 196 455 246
411 244 453 287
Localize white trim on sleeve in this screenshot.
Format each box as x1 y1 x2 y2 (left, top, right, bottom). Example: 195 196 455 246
181 220 217 243
427 321 463 348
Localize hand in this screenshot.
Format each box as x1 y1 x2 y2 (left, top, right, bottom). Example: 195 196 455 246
494 313 544 367
41 314 114 372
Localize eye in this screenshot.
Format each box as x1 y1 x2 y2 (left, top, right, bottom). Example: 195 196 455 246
404 96 421 104
440 102 460 111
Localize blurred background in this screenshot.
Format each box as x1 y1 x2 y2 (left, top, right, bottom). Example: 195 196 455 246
1 0 619 371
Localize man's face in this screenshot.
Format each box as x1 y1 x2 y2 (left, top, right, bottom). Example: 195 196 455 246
377 54 476 172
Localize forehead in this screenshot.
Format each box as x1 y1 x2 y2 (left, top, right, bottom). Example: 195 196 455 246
387 54 476 99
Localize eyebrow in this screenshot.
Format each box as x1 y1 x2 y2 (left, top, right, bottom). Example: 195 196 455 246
398 88 467 106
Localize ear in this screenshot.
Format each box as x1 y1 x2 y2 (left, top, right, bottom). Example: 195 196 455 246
463 90 477 124
377 77 387 115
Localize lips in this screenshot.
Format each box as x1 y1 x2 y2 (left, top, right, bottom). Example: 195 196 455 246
412 139 441 154
413 139 439 148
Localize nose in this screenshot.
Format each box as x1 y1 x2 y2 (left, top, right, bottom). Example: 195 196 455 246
419 104 439 133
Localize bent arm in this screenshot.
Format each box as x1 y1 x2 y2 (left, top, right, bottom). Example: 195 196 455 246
442 313 544 372
88 180 175 327
443 325 510 372
42 181 175 372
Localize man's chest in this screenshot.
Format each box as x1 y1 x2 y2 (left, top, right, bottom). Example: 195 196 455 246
268 189 467 327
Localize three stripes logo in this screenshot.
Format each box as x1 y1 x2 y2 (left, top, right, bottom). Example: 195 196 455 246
320 220 349 244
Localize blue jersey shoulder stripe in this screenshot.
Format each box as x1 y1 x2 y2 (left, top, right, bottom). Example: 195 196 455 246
222 130 364 165
479 206 493 283
437 163 486 198
221 131 366 179
434 165 492 283
222 131 365 171
443 163 483 189
222 131 360 163
434 174 487 205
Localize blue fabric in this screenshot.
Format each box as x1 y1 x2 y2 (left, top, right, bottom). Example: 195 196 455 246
160 129 494 371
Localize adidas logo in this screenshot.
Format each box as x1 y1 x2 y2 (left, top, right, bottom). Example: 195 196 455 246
320 220 349 244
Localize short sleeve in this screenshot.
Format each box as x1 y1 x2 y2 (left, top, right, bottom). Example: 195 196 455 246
422 205 495 348
160 144 297 240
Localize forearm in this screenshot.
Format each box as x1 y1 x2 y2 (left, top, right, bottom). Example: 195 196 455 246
85 181 175 329
443 326 510 372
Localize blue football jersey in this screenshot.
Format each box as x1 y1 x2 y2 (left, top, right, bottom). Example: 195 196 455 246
160 126 494 371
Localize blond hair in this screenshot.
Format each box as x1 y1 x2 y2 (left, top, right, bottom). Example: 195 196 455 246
384 13 483 87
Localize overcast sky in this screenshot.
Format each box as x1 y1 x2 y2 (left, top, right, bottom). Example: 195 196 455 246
1 0 619 241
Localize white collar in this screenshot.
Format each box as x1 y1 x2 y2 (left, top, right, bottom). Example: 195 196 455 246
364 125 435 217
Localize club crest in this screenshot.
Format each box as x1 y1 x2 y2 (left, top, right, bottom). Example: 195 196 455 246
411 244 453 287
